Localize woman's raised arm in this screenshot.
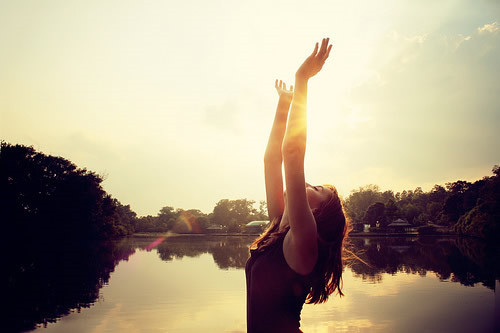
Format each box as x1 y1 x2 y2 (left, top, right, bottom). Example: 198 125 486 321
282 38 332 275
264 80 293 222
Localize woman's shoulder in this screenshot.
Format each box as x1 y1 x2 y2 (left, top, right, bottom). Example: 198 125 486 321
283 230 318 276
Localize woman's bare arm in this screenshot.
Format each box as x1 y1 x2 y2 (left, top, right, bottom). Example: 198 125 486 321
282 38 332 275
264 80 293 221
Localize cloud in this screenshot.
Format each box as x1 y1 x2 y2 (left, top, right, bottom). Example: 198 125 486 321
338 23 500 186
477 22 499 34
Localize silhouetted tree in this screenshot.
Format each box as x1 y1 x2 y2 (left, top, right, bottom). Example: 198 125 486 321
0 142 135 240
453 166 500 240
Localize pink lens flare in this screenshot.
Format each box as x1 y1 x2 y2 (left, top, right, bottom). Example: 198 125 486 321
146 237 165 251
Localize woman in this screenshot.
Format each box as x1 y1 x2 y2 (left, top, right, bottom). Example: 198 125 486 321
245 38 349 333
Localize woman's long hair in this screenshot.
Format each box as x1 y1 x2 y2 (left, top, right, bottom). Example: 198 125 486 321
250 185 349 304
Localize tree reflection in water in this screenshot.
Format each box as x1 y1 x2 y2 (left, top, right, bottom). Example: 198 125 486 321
154 235 255 269
5 235 499 332
3 238 137 332
348 236 500 290
153 235 500 290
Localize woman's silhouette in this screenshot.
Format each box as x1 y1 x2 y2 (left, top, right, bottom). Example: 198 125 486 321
245 38 349 332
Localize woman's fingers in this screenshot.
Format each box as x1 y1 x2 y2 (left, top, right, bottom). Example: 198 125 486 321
324 44 333 61
310 42 319 57
276 79 292 94
321 38 327 54
319 38 329 57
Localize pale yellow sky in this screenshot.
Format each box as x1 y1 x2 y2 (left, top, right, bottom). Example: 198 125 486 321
1 0 499 216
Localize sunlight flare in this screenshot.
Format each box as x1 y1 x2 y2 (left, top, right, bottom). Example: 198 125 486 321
145 236 166 251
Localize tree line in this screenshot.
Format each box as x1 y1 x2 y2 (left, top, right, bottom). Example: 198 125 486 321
2 142 498 240
135 198 267 234
343 166 500 240
0 142 268 240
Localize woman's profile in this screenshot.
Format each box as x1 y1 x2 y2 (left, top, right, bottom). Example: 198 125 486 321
245 38 349 333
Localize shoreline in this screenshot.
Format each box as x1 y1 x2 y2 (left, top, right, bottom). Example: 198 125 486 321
132 232 460 238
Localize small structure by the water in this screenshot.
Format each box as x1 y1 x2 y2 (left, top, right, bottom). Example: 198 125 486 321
387 218 412 233
206 225 223 234
244 220 269 234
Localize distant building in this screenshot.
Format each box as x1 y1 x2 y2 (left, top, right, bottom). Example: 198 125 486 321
244 220 269 234
206 225 223 234
387 218 412 233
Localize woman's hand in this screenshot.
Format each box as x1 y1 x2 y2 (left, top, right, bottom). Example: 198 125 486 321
296 38 332 80
275 79 293 102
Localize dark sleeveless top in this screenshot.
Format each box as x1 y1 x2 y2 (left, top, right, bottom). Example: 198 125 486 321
245 236 310 333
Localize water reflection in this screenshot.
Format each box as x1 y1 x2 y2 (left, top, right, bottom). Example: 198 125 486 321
3 238 137 332
348 236 500 290
6 235 499 332
153 235 253 269
151 235 500 291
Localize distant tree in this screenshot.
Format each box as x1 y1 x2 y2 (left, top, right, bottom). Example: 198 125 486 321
413 212 430 226
429 185 447 204
116 202 137 232
453 165 500 240
252 200 269 221
363 202 386 227
385 199 399 223
443 193 464 224
135 215 157 232
446 180 471 194
172 209 209 233
197 215 210 232
412 187 427 209
402 203 421 225
211 199 232 226
381 190 396 203
211 198 257 230
426 201 442 221
157 206 178 231
454 200 500 239
400 190 409 202
134 206 210 233
226 218 242 233
344 184 384 225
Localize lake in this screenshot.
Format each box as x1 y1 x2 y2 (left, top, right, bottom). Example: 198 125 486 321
8 235 499 332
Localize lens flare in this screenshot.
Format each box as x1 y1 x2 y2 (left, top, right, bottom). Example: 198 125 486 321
146 237 165 251
178 211 202 233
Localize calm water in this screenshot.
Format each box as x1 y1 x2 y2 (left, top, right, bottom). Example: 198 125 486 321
8 235 499 332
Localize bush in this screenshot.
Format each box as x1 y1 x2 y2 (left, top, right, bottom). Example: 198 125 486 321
454 202 500 240
417 225 438 235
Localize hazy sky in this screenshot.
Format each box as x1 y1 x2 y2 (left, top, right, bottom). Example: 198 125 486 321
1 0 499 216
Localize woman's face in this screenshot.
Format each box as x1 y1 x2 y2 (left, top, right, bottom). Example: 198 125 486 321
282 183 332 211
305 183 332 210
280 183 333 231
